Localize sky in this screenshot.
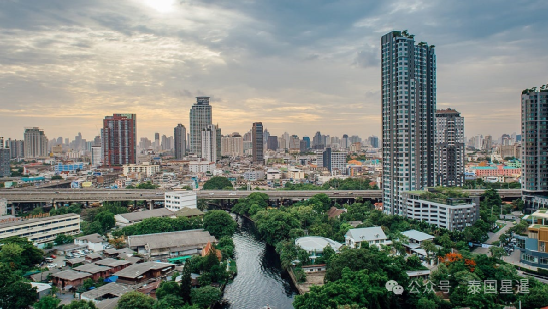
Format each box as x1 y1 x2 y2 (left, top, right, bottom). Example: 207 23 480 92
0 0 547 142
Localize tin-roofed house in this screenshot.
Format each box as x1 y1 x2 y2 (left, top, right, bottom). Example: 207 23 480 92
113 262 175 284
127 229 216 259
345 226 391 249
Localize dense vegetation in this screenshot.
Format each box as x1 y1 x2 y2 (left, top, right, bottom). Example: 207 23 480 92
126 181 159 189
283 177 378 191
202 176 233 190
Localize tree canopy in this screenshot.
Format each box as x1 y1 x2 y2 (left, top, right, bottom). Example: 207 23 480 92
202 177 233 190
203 210 237 238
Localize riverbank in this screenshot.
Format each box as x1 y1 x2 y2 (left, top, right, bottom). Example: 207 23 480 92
288 268 326 294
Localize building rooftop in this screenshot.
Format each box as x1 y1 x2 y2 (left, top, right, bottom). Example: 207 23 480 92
401 230 435 242
81 282 134 300
114 262 174 279
96 297 120 309
127 229 216 251
30 282 52 293
295 236 343 253
0 213 79 228
94 258 132 268
31 269 61 282
346 226 388 242
52 269 91 281
76 233 105 243
175 207 204 218
116 208 174 223
73 264 111 274
327 207 346 219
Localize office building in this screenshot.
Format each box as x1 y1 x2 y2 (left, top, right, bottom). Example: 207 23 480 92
0 213 80 244
302 136 311 150
522 88 548 210
267 136 278 151
252 122 264 163
174 124 186 160
164 191 197 211
289 135 300 151
91 145 102 167
368 136 379 148
312 131 324 149
483 135 493 151
381 30 436 215
300 140 308 153
201 124 217 162
24 127 48 158
190 97 212 156
6 139 24 159
318 147 347 175
435 108 465 187
101 114 137 166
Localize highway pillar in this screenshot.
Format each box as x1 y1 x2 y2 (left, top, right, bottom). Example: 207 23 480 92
10 203 15 215
54 202 58 210
148 200 153 210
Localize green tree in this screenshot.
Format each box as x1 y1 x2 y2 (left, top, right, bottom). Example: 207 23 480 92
203 210 237 238
202 177 233 190
253 210 301 245
54 234 74 245
63 300 98 309
190 286 222 308
180 262 192 304
95 211 115 233
0 263 38 309
216 236 235 259
116 291 156 309
489 246 505 260
0 243 23 268
156 281 180 300
34 296 61 309
0 237 43 270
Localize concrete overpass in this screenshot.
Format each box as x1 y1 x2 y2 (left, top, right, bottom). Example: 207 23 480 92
0 188 522 204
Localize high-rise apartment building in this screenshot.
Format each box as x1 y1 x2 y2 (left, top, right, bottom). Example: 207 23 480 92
381 30 436 215
91 145 102 167
221 133 244 157
435 108 465 187
289 135 300 151
302 136 310 150
6 139 24 159
368 136 379 148
318 147 347 175
190 97 212 156
522 88 548 210
101 114 137 166
252 122 264 163
201 124 217 163
482 135 493 151
216 126 222 160
0 137 10 177
24 127 48 158
312 131 324 149
174 124 187 159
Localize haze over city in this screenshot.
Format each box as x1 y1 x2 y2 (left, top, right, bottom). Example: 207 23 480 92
1 0 546 139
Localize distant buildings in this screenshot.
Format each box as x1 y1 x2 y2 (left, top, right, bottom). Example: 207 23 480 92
368 136 379 148
252 122 264 163
122 163 160 177
522 88 548 210
318 147 346 175
381 30 436 215
101 114 137 166
189 97 212 156
91 145 102 167
267 136 278 151
435 108 465 187
221 133 244 157
24 127 48 158
0 137 10 177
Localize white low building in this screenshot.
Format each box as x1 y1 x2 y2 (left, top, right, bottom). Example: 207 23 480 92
74 233 108 252
345 226 391 249
189 161 215 173
165 191 197 211
0 213 80 244
123 163 160 177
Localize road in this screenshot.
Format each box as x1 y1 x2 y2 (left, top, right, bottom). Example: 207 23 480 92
473 220 515 255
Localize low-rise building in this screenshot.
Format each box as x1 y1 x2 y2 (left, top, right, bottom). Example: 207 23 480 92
114 261 175 284
31 282 52 299
52 269 92 290
345 226 390 249
122 163 160 177
114 208 174 227
164 191 197 211
81 282 135 303
74 233 107 252
94 258 132 273
295 236 343 262
402 190 480 232
189 161 215 173
127 229 216 258
73 264 112 281
0 213 80 244
400 230 435 255
517 210 548 269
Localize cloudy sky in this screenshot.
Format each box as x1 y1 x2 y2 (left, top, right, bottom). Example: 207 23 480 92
1 0 547 142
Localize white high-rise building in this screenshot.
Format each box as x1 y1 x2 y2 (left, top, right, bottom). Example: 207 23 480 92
381 30 436 215
91 146 102 167
190 97 212 156
24 127 48 158
201 124 217 163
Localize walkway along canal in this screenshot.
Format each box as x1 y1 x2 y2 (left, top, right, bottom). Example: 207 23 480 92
216 215 299 309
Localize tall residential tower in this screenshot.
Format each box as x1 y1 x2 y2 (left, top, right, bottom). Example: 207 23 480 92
101 114 137 166
435 108 465 187
252 122 264 163
381 30 436 215
189 97 212 156
23 127 48 158
522 87 548 211
174 124 186 159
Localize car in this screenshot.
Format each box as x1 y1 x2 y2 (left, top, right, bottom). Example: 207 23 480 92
45 257 54 263
209 193 215 195
47 263 57 268
229 193 236 196
50 254 57 259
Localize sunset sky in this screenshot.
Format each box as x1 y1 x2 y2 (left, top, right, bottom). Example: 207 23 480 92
1 0 547 141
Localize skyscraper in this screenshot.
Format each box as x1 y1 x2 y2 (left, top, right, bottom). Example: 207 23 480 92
0 137 10 177
381 30 436 215
201 124 217 163
7 139 24 159
101 114 137 166
302 136 310 150
522 87 548 210
252 122 264 163
368 136 379 148
312 131 323 149
267 136 278 151
24 127 48 158
221 133 244 157
190 97 212 156
435 108 465 187
174 124 187 159
216 125 222 160
482 135 493 151
318 147 347 175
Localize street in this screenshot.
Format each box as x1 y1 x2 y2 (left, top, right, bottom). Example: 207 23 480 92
473 220 515 255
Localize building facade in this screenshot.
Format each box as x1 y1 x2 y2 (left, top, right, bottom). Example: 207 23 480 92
0 138 10 177
174 124 186 160
201 124 217 163
267 136 278 151
101 114 137 166
435 108 465 187
522 89 548 211
0 213 80 244
221 133 244 157
24 127 48 158
6 139 24 159
91 145 102 167
164 191 197 211
189 97 212 156
319 147 347 175
381 31 436 215
123 163 160 177
252 122 264 163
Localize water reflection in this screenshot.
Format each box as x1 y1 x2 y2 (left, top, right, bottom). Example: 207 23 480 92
217 215 298 309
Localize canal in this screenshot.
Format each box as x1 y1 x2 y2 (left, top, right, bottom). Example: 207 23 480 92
217 215 298 309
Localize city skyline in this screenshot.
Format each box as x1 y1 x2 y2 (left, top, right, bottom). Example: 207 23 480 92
1 1 545 139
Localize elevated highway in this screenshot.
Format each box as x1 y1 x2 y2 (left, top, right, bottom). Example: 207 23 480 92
0 188 522 204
